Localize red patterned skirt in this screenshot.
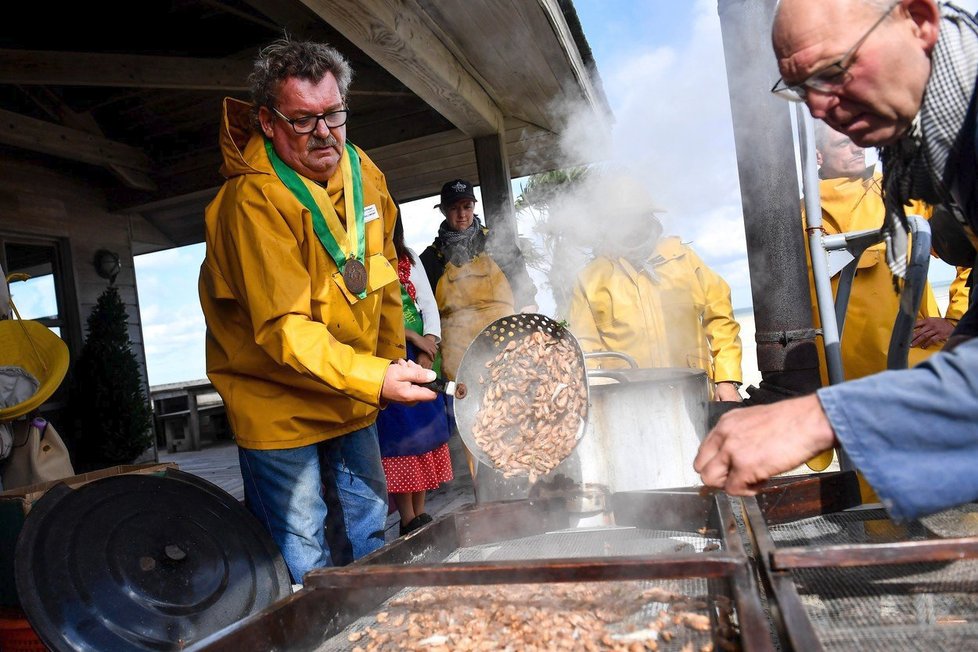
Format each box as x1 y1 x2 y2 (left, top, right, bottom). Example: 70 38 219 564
382 443 454 493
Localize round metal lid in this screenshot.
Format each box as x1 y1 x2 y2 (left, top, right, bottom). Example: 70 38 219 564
15 469 291 651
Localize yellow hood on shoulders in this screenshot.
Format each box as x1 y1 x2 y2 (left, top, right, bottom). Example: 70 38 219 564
218 97 272 180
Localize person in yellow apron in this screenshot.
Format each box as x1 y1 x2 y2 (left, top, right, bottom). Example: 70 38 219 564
803 122 972 485
808 122 971 384
419 179 538 381
567 179 743 403
419 179 538 478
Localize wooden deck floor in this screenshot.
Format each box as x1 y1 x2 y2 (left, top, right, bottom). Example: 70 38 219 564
158 436 475 543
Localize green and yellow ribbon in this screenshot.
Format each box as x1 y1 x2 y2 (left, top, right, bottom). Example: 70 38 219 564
264 139 366 298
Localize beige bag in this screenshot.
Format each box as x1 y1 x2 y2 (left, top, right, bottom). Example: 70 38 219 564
0 417 75 490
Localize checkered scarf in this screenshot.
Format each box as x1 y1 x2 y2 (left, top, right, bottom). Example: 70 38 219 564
880 2 978 278
437 217 485 266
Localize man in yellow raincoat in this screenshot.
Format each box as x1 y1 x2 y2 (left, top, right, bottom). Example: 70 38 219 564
809 122 971 383
567 181 744 402
198 37 436 585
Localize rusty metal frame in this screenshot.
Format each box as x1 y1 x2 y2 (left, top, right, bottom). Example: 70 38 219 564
742 471 978 651
189 490 775 651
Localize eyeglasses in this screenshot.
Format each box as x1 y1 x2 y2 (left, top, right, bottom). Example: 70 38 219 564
271 106 349 134
771 0 900 102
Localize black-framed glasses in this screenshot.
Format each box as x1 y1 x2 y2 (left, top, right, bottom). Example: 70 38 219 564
271 106 349 134
771 0 900 102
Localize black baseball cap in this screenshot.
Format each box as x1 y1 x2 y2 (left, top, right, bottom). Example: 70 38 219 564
436 179 477 208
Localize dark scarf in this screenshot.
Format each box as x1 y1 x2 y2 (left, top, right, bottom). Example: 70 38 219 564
436 217 485 266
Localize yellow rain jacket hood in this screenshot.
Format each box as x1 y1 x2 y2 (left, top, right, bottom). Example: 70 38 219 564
568 236 743 386
808 173 969 382
199 98 404 450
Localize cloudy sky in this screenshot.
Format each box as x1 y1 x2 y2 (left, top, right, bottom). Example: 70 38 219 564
133 0 975 387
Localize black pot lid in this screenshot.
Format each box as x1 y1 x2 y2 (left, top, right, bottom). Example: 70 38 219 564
15 469 291 651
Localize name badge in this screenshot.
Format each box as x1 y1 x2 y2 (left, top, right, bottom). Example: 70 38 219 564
364 204 379 222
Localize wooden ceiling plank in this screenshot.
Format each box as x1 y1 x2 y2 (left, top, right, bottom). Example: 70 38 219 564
0 49 253 91
298 0 504 137
533 0 608 113
0 108 154 172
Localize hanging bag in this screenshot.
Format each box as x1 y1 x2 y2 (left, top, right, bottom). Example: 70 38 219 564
0 417 75 490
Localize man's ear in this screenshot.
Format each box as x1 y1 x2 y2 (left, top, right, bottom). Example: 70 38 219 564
257 106 275 139
905 0 942 53
816 149 824 167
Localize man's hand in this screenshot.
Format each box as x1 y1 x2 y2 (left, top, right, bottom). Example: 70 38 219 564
381 359 438 405
416 352 434 369
693 394 837 495
911 317 956 348
713 382 743 402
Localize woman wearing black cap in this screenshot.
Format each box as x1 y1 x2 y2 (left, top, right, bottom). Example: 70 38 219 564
419 179 538 382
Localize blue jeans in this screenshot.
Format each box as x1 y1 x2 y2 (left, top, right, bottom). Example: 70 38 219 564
238 424 388 584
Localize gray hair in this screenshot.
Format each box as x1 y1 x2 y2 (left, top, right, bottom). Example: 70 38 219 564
249 36 353 128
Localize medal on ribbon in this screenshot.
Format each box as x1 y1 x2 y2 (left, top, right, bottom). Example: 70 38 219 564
265 139 367 298
342 257 367 295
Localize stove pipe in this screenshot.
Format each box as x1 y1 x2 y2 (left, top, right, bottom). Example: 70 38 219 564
717 0 821 401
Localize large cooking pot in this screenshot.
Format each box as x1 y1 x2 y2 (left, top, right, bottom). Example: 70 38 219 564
578 358 710 492
470 352 710 503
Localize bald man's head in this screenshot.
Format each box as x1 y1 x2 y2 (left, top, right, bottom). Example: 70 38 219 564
771 0 940 146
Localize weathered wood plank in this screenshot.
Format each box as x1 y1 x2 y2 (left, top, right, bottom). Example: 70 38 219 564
0 49 253 91
0 108 154 172
299 0 504 137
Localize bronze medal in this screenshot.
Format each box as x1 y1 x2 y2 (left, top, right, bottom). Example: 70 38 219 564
343 258 367 295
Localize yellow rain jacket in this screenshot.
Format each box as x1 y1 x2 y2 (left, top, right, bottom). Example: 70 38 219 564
808 173 970 382
568 237 743 385
435 252 515 380
199 98 404 450
946 266 972 320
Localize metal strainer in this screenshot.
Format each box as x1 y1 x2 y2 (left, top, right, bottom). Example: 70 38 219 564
453 313 589 475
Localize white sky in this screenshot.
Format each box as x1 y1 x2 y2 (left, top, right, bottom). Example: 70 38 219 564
134 0 978 387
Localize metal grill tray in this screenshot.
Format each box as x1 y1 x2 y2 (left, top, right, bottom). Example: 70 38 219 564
313 577 717 652
189 490 775 651
743 471 978 652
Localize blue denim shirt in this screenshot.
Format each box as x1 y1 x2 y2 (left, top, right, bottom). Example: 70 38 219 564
818 336 978 521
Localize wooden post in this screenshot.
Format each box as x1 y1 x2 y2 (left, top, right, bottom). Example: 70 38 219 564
188 390 201 451
474 133 518 250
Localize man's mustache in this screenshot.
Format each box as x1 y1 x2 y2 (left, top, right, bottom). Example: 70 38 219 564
307 135 339 151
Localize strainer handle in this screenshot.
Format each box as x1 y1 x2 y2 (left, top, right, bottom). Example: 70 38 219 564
586 370 631 384
583 351 639 368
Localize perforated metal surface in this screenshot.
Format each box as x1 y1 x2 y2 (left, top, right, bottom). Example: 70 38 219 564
790 561 978 650
313 527 729 651
453 313 589 473
766 507 930 548
451 526 719 561
767 505 978 651
314 577 721 652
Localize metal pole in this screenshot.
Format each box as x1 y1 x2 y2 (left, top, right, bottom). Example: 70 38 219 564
717 0 821 401
796 106 846 385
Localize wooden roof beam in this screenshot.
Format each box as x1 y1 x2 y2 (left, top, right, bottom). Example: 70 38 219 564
0 48 414 98
0 108 154 173
299 0 504 137
0 49 253 91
